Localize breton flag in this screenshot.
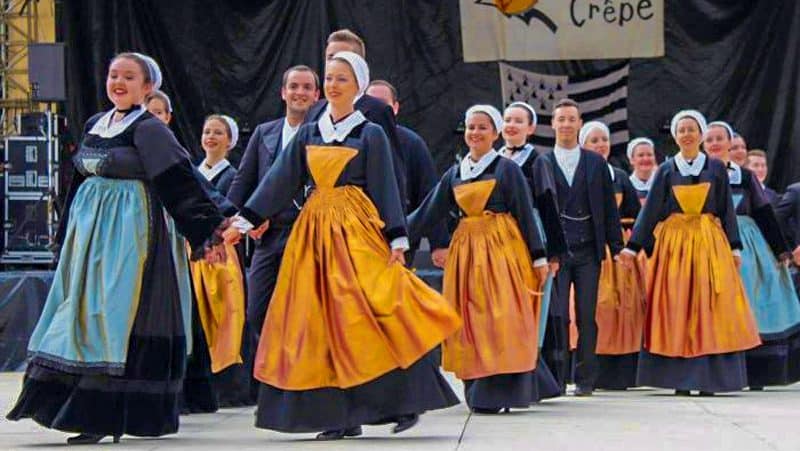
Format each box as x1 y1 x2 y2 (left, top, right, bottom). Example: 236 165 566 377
499 61 630 157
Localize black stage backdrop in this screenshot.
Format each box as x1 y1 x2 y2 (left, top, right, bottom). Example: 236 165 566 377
60 1 800 189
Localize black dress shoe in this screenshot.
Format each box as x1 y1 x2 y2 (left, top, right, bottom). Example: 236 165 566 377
750 386 764 391
675 390 691 396
392 414 419 434
574 386 593 397
66 434 120 445
471 407 502 414
698 391 715 397
315 426 362 441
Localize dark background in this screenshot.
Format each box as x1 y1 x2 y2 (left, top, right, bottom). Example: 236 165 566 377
59 0 800 189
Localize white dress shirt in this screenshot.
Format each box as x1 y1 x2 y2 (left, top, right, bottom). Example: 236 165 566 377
553 144 581 186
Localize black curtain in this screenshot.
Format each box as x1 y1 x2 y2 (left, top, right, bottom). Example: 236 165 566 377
60 0 800 189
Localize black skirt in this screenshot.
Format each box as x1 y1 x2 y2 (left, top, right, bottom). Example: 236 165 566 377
7 205 187 437
636 349 748 393
255 351 459 433
541 311 569 390
745 328 800 387
463 357 561 410
595 353 639 390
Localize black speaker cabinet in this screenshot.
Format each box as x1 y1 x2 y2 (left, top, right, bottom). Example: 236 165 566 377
28 43 66 102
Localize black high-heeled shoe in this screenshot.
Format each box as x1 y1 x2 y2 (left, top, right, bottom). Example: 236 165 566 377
66 434 120 445
698 391 715 397
315 426 362 441
675 390 691 396
392 414 419 434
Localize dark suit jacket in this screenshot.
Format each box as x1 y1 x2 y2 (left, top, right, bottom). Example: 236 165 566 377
308 94 408 208
775 182 800 249
228 117 301 227
764 186 780 206
538 149 624 262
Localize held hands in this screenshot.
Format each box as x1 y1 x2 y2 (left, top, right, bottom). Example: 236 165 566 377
617 252 635 269
222 226 242 245
249 220 270 240
204 243 227 264
733 254 742 270
548 260 560 276
388 248 406 266
534 265 549 290
431 248 448 268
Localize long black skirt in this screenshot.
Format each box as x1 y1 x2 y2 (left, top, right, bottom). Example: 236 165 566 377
746 328 800 387
463 357 561 410
180 299 218 414
541 311 569 391
255 351 459 433
636 349 748 393
595 353 638 390
7 205 187 437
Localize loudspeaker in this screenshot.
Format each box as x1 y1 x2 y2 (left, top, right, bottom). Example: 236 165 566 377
28 43 66 102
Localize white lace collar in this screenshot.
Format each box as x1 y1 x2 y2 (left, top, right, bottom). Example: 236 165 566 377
673 151 706 177
629 172 655 192
501 144 534 167
727 161 742 185
88 106 147 138
317 107 367 144
460 149 499 180
198 158 231 182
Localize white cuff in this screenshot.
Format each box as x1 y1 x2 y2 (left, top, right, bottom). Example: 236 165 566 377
232 215 254 233
621 248 637 257
732 249 741 257
390 236 410 251
533 257 548 268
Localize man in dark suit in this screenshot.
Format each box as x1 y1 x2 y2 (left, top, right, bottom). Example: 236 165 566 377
775 183 800 267
365 79 448 268
227 65 319 331
746 149 779 205
307 29 408 209
535 98 624 396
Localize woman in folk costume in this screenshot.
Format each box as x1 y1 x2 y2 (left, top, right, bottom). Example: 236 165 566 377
627 138 658 204
578 122 645 390
6 53 228 444
703 121 800 390
182 114 256 412
408 104 551 413
619 110 761 395
498 101 565 401
228 51 460 440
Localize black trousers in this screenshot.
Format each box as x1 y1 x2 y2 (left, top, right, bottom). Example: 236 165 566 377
246 226 292 333
553 244 601 389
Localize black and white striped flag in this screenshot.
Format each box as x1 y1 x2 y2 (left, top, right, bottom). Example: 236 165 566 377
499 62 630 156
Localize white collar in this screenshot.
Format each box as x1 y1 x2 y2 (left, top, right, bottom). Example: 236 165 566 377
673 151 706 177
501 144 534 167
607 163 616 181
88 106 147 138
317 108 367 144
460 149 499 180
554 144 581 159
629 172 655 191
281 119 301 150
727 161 742 185
198 158 231 182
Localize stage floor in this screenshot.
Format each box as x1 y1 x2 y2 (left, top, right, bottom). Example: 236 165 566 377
1 372 799 450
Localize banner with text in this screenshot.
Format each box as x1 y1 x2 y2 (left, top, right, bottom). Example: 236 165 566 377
461 0 664 62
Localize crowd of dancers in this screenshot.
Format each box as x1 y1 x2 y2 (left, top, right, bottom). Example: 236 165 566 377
6 28 800 445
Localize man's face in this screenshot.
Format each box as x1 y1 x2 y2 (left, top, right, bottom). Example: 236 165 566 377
325 41 359 61
281 70 319 115
365 84 399 116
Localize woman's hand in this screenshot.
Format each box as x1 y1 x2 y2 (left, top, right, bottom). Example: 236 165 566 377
733 254 742 269
548 260 560 276
248 220 270 240
431 248 448 268
389 248 406 266
222 226 241 245
534 265 549 290
617 251 635 269
204 243 227 264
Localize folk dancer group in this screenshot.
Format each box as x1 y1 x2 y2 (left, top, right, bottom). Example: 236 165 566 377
7 28 800 445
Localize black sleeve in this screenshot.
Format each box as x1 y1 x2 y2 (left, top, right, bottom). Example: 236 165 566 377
227 124 263 208
601 164 624 255
407 167 456 246
501 162 546 261
745 169 789 257
241 125 310 226
775 187 800 249
532 156 568 259
364 102 408 211
364 125 407 242
618 170 642 229
408 132 449 249
628 163 669 255
134 118 224 249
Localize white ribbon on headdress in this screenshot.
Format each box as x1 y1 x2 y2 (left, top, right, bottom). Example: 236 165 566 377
332 51 370 98
706 120 735 140
507 101 538 126
132 52 162 90
670 109 707 139
219 115 239 150
626 137 655 160
465 104 503 131
578 121 610 147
